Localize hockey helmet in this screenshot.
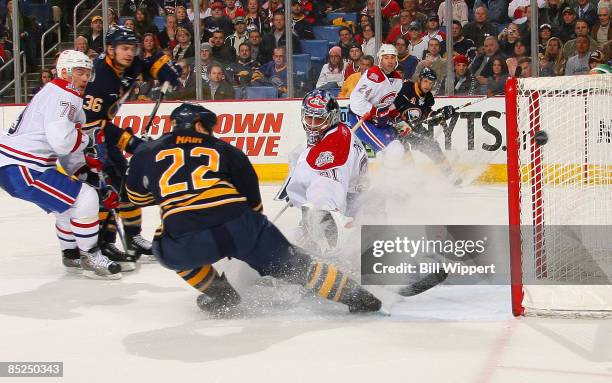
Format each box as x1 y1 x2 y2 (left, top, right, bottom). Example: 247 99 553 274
301 89 340 146
56 49 93 75
106 26 139 46
419 66 437 82
170 103 218 133
377 44 398 70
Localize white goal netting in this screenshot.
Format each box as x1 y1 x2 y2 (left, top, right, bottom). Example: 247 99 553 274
509 75 612 316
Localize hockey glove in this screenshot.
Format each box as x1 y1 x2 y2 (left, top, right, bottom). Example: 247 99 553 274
363 106 399 124
85 128 107 168
393 120 412 137
437 105 456 121
145 52 182 88
103 124 143 154
100 185 120 210
120 76 136 91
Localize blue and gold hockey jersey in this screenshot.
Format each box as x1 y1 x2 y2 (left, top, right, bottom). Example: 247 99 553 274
125 130 263 237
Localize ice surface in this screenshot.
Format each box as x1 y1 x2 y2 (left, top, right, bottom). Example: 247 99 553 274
1 182 611 383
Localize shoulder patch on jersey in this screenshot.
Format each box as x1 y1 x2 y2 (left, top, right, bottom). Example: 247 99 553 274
51 78 82 97
306 124 352 170
367 66 385 83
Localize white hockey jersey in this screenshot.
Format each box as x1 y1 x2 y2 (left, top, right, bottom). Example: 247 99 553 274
287 123 368 215
348 66 404 117
0 79 88 173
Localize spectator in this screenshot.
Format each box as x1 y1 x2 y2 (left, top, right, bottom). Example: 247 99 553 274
175 6 192 31
188 0 212 21
203 64 236 100
244 0 268 34
223 0 244 21
262 0 285 25
291 0 314 39
158 14 179 49
563 19 597 59
509 0 546 25
198 43 220 83
574 0 598 27
299 0 322 25
172 27 195 60
32 69 53 96
316 46 345 89
452 20 477 60
354 14 374 44
588 49 604 70
162 0 187 15
141 33 161 59
498 22 522 56
423 14 446 47
538 23 553 53
419 0 443 15
463 6 499 49
395 36 419 79
360 25 377 57
336 27 358 59
412 38 447 81
205 1 234 35
122 1 158 19
225 42 259 85
261 12 301 64
339 55 374 97
539 36 566 76
108 7 120 27
516 57 532 77
210 29 236 63
407 21 428 59
226 16 249 55
506 39 530 76
248 29 266 63
135 8 159 37
470 36 505 89
86 15 105 54
74 35 98 60
435 54 479 95
120 16 134 32
539 0 563 30
557 6 578 43
403 0 427 26
565 35 591 74
252 47 289 97
474 0 510 29
166 59 197 100
363 0 402 20
438 0 469 26
386 9 414 43
486 56 509 96
344 44 364 80
592 4 611 50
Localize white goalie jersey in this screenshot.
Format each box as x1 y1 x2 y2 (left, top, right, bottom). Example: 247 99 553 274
0 78 88 174
287 123 368 215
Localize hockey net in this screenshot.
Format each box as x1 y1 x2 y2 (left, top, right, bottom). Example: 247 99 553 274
505 75 612 317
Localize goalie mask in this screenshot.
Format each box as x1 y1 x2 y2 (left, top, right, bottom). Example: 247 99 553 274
301 89 340 146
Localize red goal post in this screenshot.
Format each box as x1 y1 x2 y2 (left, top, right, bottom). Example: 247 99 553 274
505 75 612 317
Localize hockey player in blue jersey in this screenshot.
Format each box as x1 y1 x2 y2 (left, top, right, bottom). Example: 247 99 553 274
0 50 122 279
125 103 382 315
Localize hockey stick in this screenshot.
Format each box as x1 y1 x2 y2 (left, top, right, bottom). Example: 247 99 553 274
140 81 171 140
272 201 291 223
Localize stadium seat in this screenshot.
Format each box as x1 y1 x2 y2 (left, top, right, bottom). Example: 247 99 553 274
246 86 278 99
312 26 341 45
300 39 329 62
233 86 244 100
153 16 166 31
325 12 358 24
292 53 311 83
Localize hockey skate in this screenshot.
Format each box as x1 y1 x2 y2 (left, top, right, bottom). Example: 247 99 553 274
62 248 82 273
196 273 241 317
100 242 137 271
80 247 122 280
125 234 156 263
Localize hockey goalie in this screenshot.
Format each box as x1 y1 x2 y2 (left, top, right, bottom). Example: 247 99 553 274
286 90 369 257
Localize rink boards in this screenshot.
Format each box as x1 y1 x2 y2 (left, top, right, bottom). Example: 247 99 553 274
0 97 508 182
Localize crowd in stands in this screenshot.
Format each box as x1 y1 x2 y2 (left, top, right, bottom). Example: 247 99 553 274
1 0 610 100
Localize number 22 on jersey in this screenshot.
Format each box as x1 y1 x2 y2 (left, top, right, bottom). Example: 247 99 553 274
156 147 220 197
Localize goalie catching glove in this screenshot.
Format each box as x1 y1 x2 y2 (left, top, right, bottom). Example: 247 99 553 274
301 204 354 255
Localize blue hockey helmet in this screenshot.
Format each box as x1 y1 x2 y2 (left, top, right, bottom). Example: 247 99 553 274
419 66 437 82
301 89 340 146
170 103 218 133
106 26 139 46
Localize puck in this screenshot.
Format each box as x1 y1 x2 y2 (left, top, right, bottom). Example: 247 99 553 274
534 130 548 145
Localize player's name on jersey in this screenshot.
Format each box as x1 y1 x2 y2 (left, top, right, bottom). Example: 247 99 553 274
371 262 497 276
